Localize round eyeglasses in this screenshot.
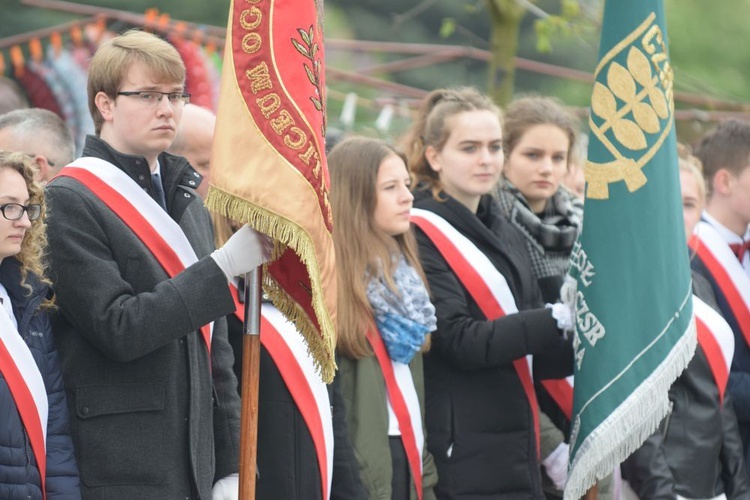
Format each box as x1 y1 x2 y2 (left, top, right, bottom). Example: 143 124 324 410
0 203 42 221
117 90 191 107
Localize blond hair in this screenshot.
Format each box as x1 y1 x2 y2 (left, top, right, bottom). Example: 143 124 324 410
0 151 53 307
678 143 707 204
329 137 430 359
88 30 185 135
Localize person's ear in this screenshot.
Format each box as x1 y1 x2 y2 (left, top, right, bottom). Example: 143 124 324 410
32 155 51 184
95 91 115 122
425 145 441 173
713 168 734 196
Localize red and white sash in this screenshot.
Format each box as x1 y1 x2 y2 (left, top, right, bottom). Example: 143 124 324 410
689 221 750 348
366 329 424 500
57 158 213 351
230 288 333 499
693 295 734 403
410 208 541 456
0 306 48 499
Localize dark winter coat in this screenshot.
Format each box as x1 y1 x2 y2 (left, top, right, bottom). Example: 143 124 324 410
45 136 240 499
227 311 368 500
0 257 80 499
412 189 572 499
691 219 750 481
621 272 750 499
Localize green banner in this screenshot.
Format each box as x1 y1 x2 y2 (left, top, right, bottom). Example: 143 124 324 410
564 1 695 498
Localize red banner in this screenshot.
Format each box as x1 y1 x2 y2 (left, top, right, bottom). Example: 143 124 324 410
208 0 336 381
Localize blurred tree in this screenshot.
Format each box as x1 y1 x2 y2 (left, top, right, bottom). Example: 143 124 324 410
486 0 525 105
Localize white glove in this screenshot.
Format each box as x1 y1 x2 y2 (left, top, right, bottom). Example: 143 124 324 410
542 442 569 491
547 302 575 334
212 473 239 500
211 225 273 281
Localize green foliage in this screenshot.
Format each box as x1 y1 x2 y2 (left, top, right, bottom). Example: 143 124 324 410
533 0 585 54
439 18 456 39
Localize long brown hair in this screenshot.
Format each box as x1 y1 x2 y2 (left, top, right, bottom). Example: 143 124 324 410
0 151 53 308
329 136 430 359
400 86 502 199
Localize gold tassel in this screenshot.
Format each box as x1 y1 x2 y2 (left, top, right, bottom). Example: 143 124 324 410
205 186 337 383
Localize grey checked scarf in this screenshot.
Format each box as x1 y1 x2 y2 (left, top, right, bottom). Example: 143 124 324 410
494 180 583 280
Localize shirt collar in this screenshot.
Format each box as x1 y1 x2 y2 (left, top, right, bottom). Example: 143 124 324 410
702 210 745 244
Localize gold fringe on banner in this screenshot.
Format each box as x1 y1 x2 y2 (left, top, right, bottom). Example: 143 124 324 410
205 187 337 383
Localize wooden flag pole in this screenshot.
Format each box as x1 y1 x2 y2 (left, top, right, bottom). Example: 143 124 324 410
239 267 262 499
582 484 598 500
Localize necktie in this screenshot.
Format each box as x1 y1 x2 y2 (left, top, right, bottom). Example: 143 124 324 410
729 241 750 262
151 173 167 211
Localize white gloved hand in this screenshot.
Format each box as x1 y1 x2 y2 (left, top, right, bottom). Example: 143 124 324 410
547 302 575 334
211 225 274 281
212 473 239 500
542 442 569 491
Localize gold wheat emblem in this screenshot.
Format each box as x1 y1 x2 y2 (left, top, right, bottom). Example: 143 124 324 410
586 13 674 200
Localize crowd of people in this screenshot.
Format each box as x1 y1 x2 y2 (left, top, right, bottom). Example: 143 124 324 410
1 28 750 500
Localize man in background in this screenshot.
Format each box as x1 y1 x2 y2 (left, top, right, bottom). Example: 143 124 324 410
0 108 75 182
168 104 215 199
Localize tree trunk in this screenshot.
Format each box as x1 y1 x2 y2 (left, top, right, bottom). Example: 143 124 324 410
486 0 526 106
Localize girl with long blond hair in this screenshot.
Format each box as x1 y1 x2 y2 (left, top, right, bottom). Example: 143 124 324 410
331 136 438 500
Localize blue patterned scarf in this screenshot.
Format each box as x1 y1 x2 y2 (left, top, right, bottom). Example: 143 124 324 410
366 255 437 364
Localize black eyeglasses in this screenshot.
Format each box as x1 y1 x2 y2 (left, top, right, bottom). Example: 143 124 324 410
0 203 42 221
116 90 191 107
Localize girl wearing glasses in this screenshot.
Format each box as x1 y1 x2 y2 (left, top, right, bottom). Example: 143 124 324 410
0 151 80 499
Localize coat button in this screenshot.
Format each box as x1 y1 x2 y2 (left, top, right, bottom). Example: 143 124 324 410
189 180 196 186
81 407 90 415
184 192 191 198
138 174 146 181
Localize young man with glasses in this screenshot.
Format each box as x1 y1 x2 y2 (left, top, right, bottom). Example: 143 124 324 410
44 30 270 500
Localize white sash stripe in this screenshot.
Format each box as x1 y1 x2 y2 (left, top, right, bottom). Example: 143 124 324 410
388 361 425 474
695 221 750 309
411 209 518 314
0 305 48 441
69 158 197 265
65 158 214 340
261 304 334 496
693 295 734 373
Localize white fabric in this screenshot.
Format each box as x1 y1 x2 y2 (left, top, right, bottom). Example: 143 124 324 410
411 209 519 314
387 360 424 474
211 224 273 280
0 282 16 329
693 295 735 375
65 157 214 341
261 304 334 498
0 298 48 443
211 473 238 500
694 221 750 314
547 302 574 333
542 442 568 490
387 400 401 436
701 212 750 275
